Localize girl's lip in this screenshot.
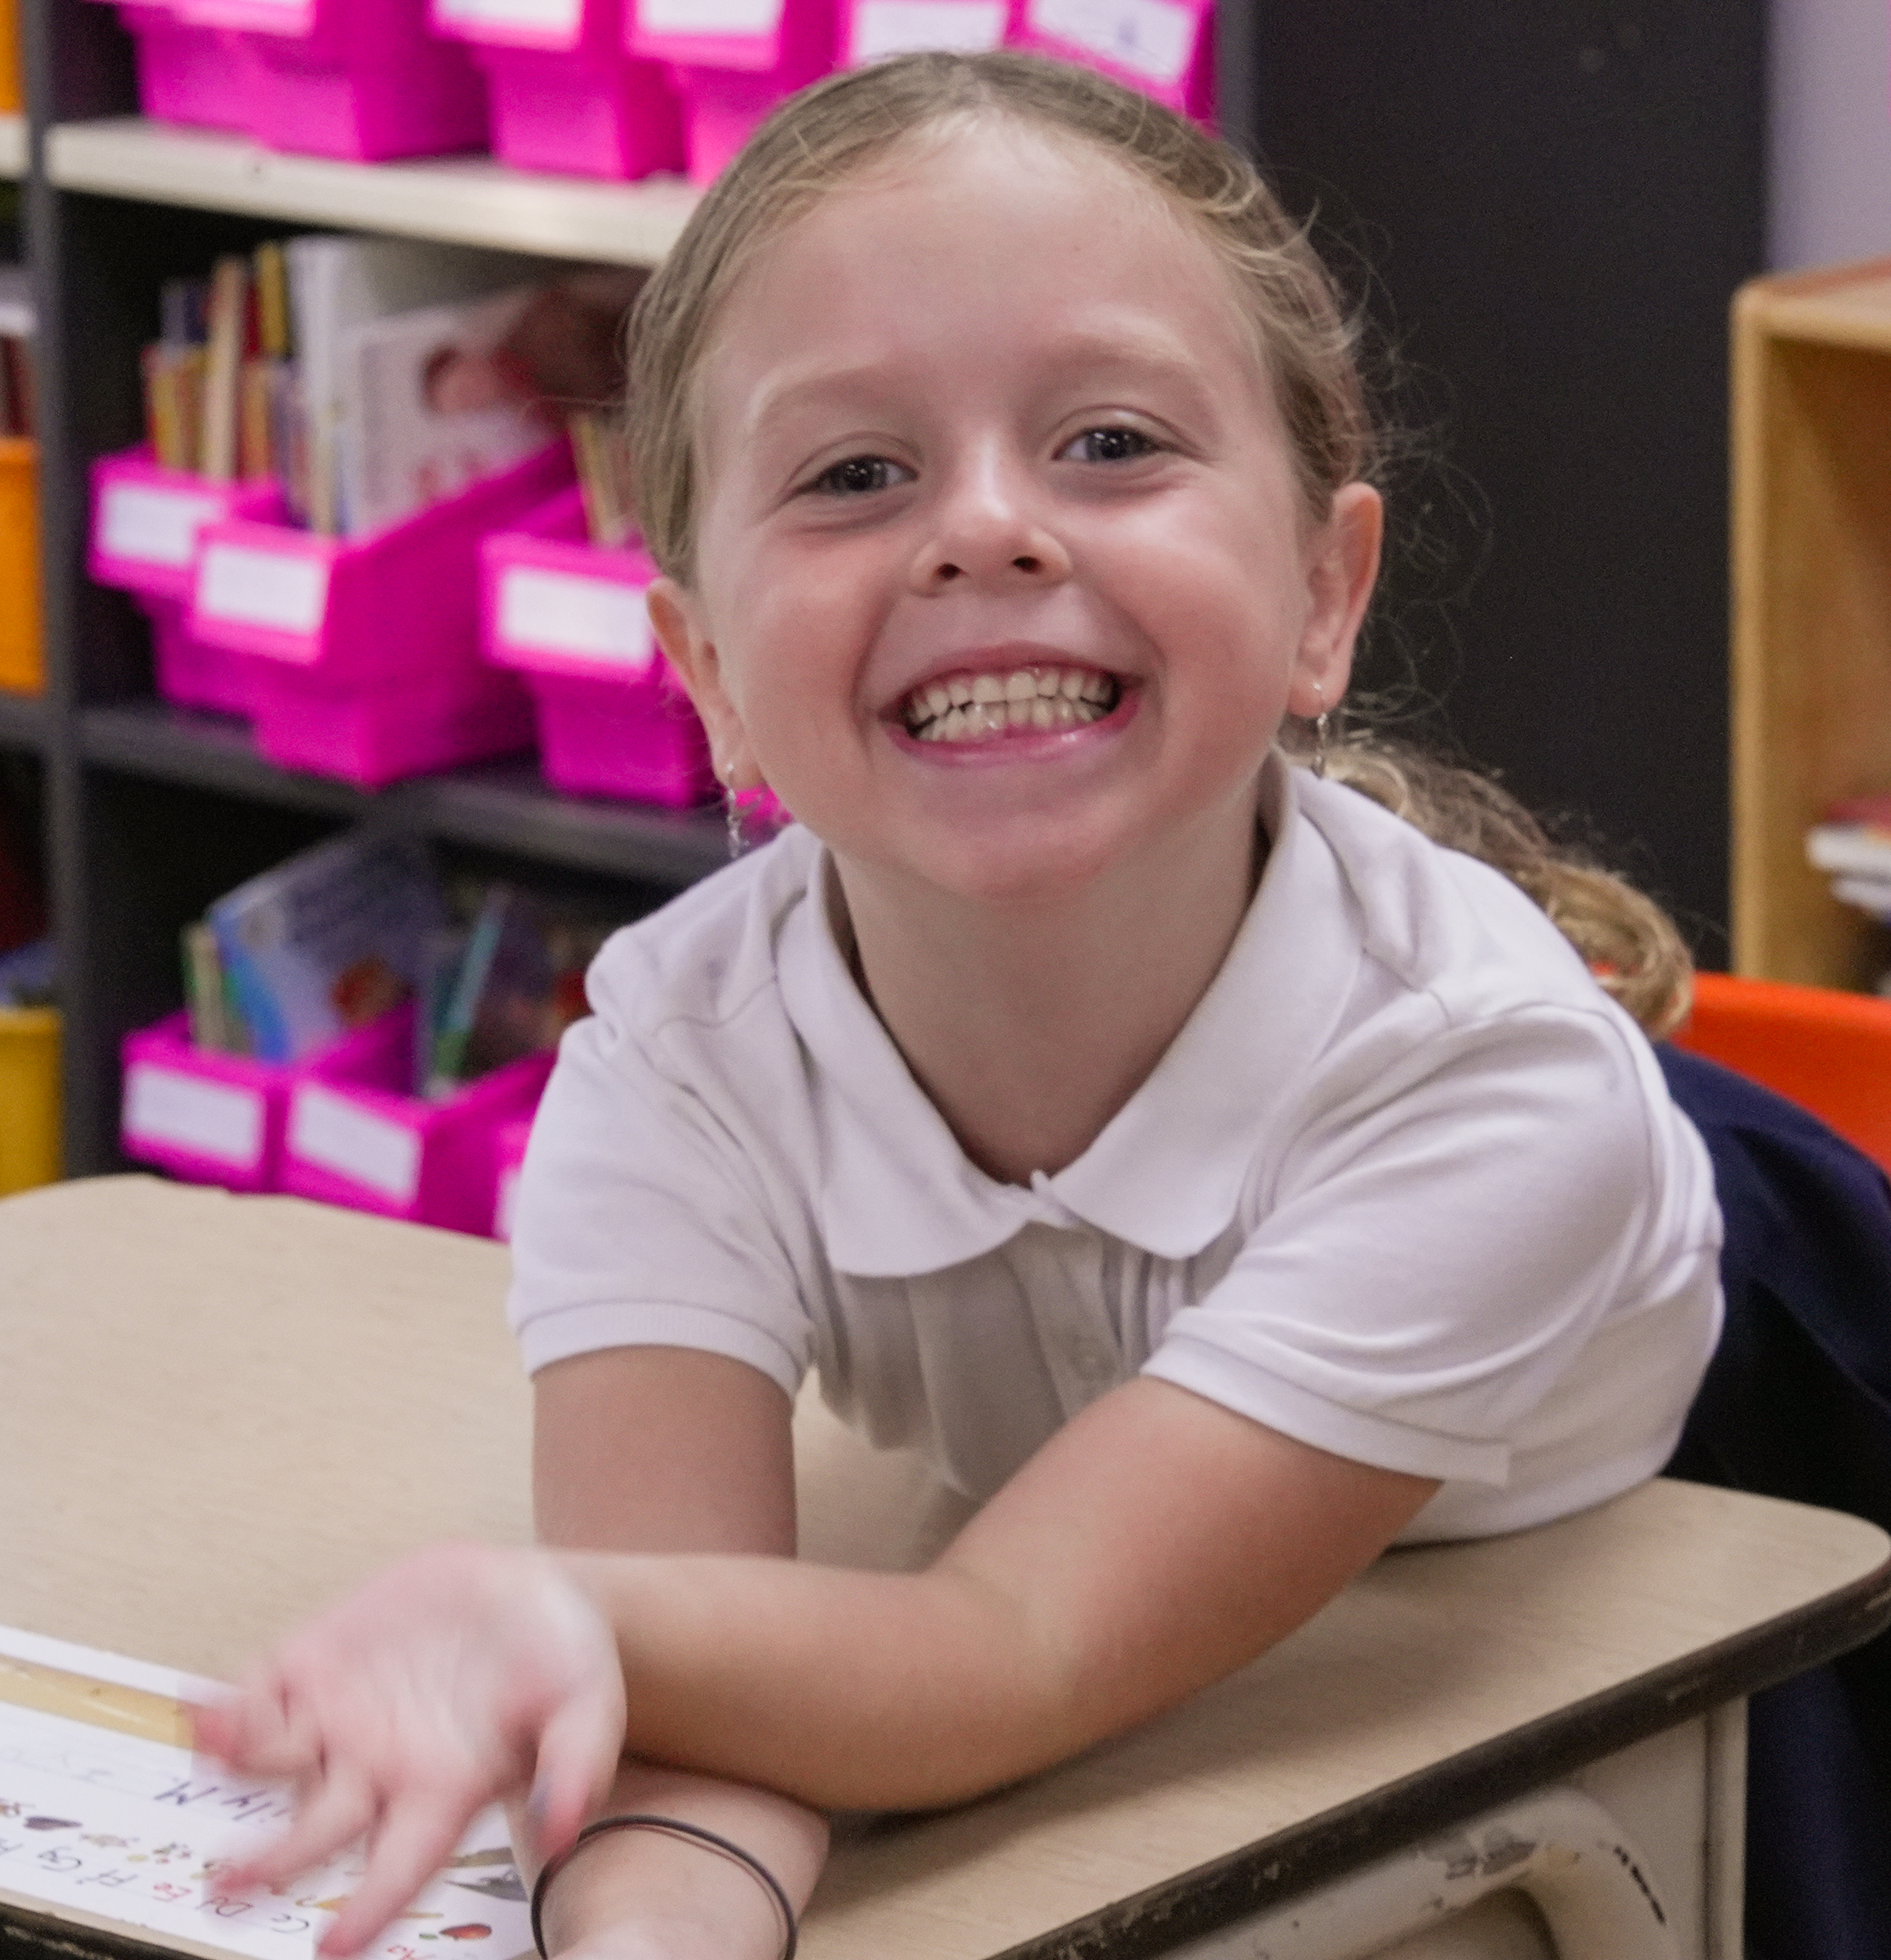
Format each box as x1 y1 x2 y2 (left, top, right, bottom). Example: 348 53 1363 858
885 680 1140 759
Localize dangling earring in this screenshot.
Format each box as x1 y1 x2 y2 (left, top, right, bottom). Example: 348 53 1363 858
723 761 746 860
1309 689 1331 779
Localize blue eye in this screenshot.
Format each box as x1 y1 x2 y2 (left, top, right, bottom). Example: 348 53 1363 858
1065 426 1159 464
809 456 908 496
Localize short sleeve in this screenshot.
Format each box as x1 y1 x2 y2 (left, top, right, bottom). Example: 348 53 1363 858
505 983 815 1396
1142 1009 1699 1485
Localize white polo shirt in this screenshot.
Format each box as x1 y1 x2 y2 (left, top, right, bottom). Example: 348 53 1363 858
508 756 1723 1543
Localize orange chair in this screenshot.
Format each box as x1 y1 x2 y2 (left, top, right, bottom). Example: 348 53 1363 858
1673 971 1891 1177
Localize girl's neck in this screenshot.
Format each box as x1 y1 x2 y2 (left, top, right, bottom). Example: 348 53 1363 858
833 786 1265 1186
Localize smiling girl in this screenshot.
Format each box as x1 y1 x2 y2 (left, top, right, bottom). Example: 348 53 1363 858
197 51 1722 1960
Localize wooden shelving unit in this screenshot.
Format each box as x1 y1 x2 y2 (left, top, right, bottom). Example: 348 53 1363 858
1732 260 1891 988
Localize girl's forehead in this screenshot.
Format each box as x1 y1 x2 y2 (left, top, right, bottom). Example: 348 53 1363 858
697 123 1259 415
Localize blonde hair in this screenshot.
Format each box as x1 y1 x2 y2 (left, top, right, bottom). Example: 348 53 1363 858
622 50 1692 1038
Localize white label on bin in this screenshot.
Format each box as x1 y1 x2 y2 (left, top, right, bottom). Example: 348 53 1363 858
435 0 583 30
494 1164 522 1242
124 1064 264 1168
850 0 1006 60
290 1085 423 1206
637 0 784 37
1026 0 1195 82
198 543 329 637
498 567 655 671
100 484 223 569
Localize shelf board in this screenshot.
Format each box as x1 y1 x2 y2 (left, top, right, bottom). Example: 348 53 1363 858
80 700 728 885
0 688 48 751
0 115 24 181
46 119 699 266
1739 258 1891 356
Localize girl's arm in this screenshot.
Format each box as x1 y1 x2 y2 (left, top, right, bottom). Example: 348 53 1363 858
203 1350 827 1960
204 1373 1433 1939
521 1350 829 1960
577 1376 1436 1808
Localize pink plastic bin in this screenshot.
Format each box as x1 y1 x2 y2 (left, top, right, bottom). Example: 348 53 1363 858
89 449 284 717
175 0 489 161
119 1007 396 1194
1010 0 1215 120
626 0 838 181
280 1003 554 1236
480 485 713 807
187 445 572 786
840 0 1012 66
430 0 683 179
249 662 535 787
83 3 257 129
491 1114 532 1240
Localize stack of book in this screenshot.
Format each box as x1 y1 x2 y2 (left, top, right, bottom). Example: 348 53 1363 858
1806 792 1891 926
139 237 644 544
181 831 611 1100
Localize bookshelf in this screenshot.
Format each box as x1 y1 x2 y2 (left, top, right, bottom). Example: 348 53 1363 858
15 0 1257 1175
46 120 698 266
1731 260 1891 990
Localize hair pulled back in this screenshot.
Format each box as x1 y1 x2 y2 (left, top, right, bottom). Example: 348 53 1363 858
624 48 1371 585
621 50 1691 1037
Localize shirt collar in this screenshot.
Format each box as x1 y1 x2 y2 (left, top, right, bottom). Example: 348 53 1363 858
779 754 1364 1276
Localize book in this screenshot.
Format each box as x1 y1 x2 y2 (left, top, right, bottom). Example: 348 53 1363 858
337 287 555 541
206 831 441 1065
568 412 634 550
1805 819 1891 880
198 256 251 486
0 264 31 443
284 236 541 536
0 1624 530 1960
426 885 557 1099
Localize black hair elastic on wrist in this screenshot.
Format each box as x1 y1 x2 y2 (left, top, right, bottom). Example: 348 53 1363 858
529 1813 797 1960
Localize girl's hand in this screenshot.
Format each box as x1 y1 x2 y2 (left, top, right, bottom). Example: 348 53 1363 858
192 1542 626 1958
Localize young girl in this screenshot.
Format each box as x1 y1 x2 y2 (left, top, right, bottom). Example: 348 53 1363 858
199 50 1723 1960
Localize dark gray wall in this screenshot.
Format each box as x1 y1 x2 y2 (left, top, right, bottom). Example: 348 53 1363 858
1249 1 1766 956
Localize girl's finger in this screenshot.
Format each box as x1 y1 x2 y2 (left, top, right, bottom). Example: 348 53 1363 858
318 1790 481 1959
226 1764 379 1894
200 1677 323 1781
525 1688 626 1862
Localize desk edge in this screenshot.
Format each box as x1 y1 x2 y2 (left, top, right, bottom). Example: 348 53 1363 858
984 1530 1891 1960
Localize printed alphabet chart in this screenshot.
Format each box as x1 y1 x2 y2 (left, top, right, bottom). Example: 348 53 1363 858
0 1627 531 1960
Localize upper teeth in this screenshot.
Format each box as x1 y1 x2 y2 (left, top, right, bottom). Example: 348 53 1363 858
905 666 1118 741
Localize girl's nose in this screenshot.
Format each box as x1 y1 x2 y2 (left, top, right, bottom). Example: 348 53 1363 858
909 458 1073 594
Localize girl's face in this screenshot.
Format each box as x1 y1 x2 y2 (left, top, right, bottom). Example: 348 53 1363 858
652 122 1382 907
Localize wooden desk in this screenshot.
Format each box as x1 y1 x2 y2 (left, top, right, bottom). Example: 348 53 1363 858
3 1179 1888 1960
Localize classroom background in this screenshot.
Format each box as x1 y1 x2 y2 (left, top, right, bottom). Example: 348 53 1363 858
3 0 1891 1233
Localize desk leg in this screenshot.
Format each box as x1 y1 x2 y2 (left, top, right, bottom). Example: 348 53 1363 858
1163 1706 1746 1959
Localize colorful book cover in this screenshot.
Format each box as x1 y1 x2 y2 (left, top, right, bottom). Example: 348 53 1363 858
208 832 440 1065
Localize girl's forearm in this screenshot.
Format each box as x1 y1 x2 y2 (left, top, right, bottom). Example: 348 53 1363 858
563 1553 1073 1811
521 1759 826 1960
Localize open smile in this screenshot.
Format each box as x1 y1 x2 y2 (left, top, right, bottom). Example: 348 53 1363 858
899 664 1124 743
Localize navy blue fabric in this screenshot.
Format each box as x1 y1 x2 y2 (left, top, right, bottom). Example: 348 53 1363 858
1657 1044 1891 1960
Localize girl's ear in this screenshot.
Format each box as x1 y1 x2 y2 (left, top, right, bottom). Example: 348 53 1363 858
1289 481 1384 718
648 577 763 790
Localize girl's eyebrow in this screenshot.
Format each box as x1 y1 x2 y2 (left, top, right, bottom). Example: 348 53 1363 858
736 325 1229 447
